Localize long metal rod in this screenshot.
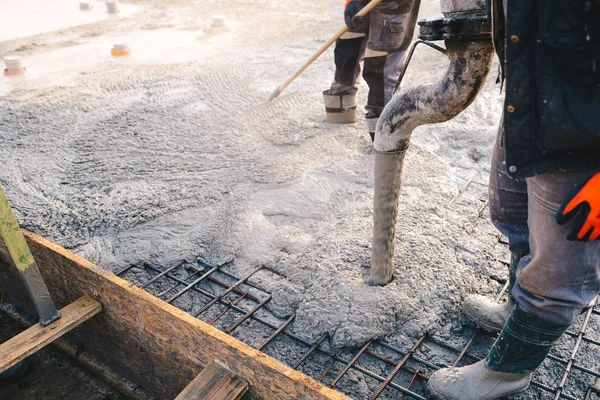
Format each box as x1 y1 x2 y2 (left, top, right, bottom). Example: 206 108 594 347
225 295 271 334
208 293 248 326
330 341 372 388
141 261 184 289
369 335 427 400
0 185 60 326
166 265 220 303
258 314 296 351
195 265 264 317
320 347 345 383
553 302 597 400
293 334 329 370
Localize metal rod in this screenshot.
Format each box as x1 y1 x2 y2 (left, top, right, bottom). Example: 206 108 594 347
293 334 329 370
394 39 447 94
330 341 372 388
320 347 345 383
195 265 264 317
115 264 137 277
141 261 184 289
364 349 429 381
166 265 220 304
258 314 296 351
155 269 200 298
449 172 478 205
402 370 421 400
225 295 271 334
553 302 596 400
208 293 248 325
151 263 263 303
370 335 427 400
187 263 270 296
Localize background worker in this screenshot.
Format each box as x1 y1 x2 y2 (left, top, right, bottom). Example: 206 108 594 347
323 0 421 141
428 0 600 399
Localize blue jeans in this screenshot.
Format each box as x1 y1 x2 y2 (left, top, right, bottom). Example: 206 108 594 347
490 123 600 325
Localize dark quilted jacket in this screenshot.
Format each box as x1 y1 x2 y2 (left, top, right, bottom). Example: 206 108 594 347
493 0 600 178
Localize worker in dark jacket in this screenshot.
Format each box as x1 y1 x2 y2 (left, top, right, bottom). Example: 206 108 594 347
323 0 421 141
428 0 600 399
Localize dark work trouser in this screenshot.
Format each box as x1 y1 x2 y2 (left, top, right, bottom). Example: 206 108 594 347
329 0 421 131
490 120 600 325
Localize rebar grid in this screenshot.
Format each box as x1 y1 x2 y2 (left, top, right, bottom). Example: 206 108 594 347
116 253 600 399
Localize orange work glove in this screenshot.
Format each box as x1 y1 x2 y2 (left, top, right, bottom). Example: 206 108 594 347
556 173 600 241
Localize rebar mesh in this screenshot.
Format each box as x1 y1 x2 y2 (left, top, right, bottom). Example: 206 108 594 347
116 239 600 400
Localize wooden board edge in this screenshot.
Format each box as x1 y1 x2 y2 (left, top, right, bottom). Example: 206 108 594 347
20 229 350 400
0 303 156 400
0 296 102 373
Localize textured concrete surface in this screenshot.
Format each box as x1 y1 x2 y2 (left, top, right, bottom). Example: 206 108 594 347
0 0 597 399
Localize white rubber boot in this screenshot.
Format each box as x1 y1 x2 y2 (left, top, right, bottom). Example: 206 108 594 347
323 90 357 123
462 295 513 333
428 360 531 400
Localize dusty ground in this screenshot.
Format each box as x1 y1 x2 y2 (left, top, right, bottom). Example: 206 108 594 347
0 0 598 399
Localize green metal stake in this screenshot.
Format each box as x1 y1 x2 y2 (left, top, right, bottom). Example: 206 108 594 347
0 184 60 326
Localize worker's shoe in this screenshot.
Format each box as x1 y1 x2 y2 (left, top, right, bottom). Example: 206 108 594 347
428 360 531 400
323 90 357 124
462 296 513 333
429 306 569 400
462 254 519 332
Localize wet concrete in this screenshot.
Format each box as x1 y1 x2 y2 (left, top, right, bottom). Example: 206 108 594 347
0 0 597 399
0 0 139 43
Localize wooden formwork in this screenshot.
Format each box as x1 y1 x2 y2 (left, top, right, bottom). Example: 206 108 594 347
0 230 350 400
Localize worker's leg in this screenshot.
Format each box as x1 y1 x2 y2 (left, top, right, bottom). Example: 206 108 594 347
363 0 421 139
463 120 529 332
325 30 367 124
513 169 600 325
488 121 530 273
329 31 367 96
430 170 600 400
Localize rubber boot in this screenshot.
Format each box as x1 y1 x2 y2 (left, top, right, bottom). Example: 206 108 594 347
462 253 519 332
323 90 357 124
428 306 570 400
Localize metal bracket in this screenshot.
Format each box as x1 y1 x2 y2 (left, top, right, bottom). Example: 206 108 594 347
419 15 492 42
394 39 448 94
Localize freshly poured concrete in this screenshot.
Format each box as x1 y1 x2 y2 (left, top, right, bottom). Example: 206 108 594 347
0 0 139 43
0 0 597 399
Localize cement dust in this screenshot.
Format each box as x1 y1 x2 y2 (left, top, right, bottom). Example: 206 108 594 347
0 0 597 399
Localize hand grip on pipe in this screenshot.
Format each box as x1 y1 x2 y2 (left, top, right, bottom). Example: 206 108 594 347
556 172 600 242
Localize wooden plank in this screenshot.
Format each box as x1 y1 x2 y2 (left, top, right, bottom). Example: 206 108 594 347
0 296 102 373
0 230 350 400
0 184 60 325
175 361 248 400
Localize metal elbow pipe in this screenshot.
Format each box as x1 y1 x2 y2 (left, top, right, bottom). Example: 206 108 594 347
369 39 494 286
374 40 494 153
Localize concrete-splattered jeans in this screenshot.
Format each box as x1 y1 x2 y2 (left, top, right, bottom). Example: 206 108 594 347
489 123 600 325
